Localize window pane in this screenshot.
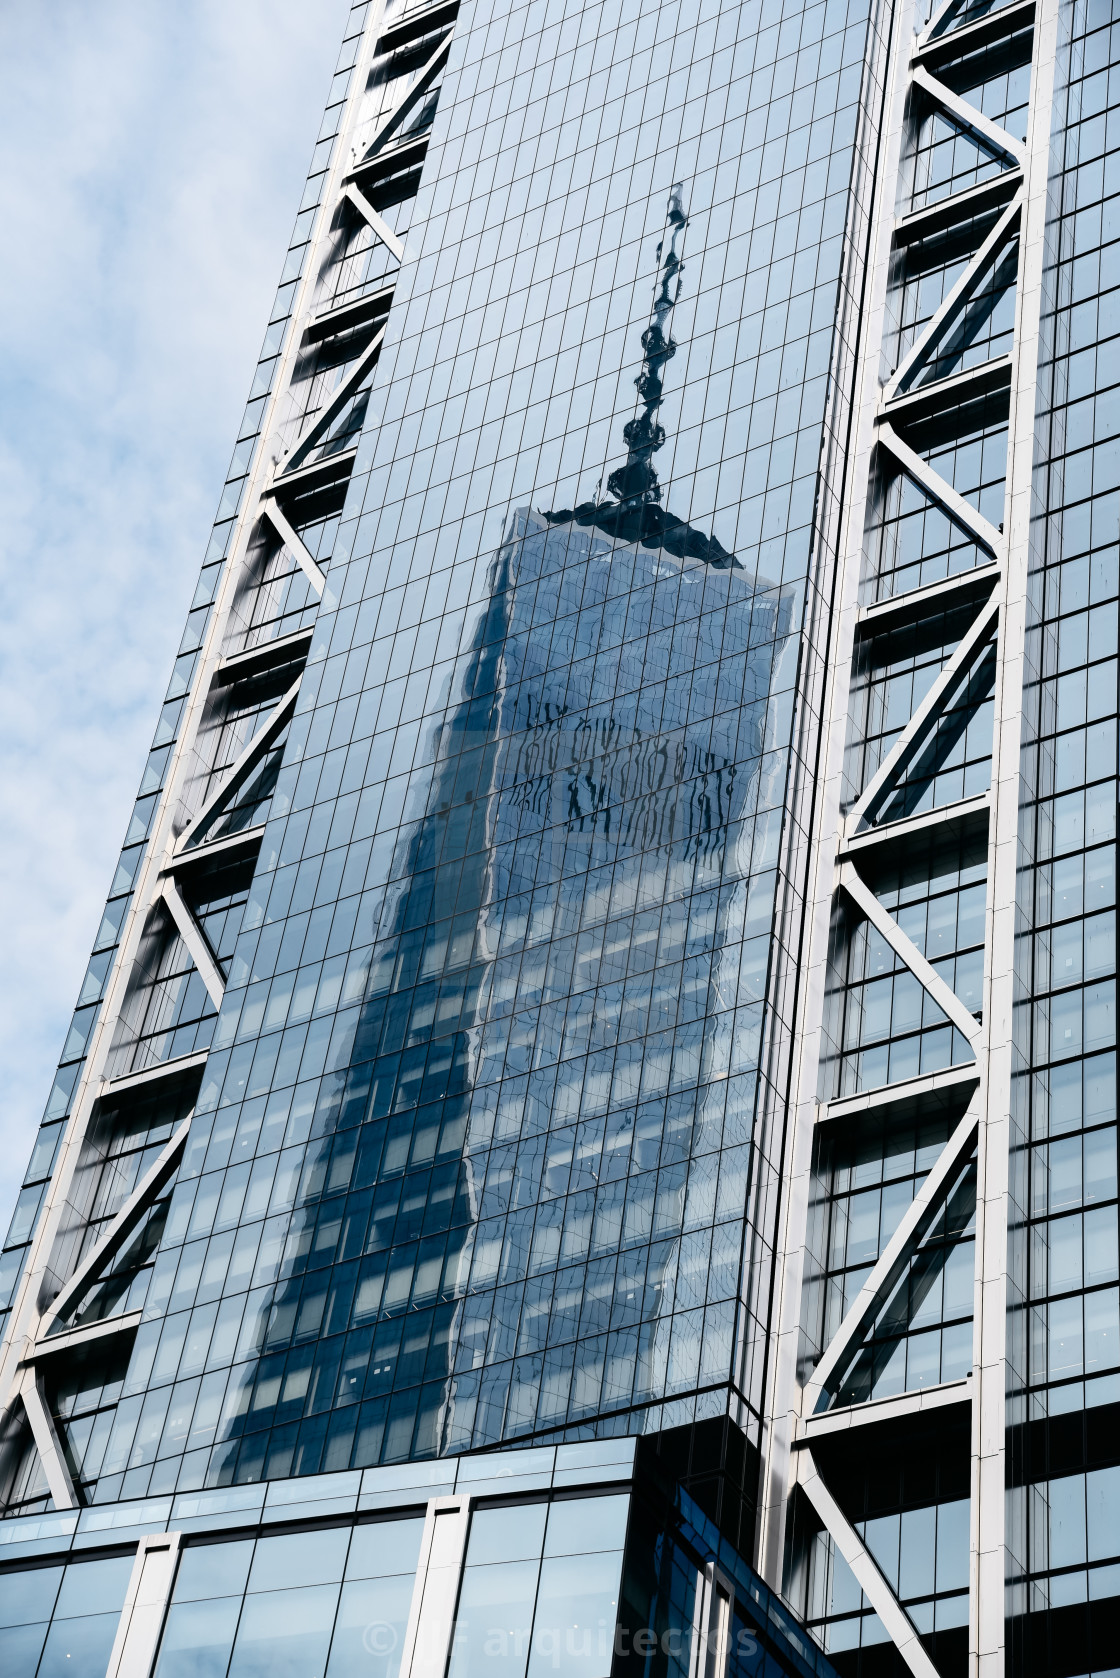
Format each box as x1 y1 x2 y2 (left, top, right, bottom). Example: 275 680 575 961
465 1504 548 1566
345 1519 425 1581
37 1611 123 1678
227 1583 340 1678
325 1574 413 1678
0 1566 62 1626
173 1542 255 1603
247 1529 350 1593
527 1553 624 1678
449 1559 540 1678
2 1621 49 1678
543 1497 629 1558
154 1597 243 1678
54 1556 133 1619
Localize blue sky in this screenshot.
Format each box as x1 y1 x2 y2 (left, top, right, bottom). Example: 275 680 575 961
0 0 350 1237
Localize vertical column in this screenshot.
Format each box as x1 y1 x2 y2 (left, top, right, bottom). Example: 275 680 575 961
399 1496 472 1678
973 1 1061 1672
104 1533 182 1678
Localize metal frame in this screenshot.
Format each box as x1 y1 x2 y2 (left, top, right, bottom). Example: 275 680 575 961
0 0 465 1503
690 1559 734 1678
758 0 1060 1672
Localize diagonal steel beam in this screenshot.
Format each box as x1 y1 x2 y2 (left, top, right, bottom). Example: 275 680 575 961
798 1447 940 1678
280 326 386 477
911 64 1026 166
916 0 963 47
877 425 1005 559
883 193 1021 402
174 676 301 854
19 1369 78 1510
38 1116 192 1340
343 182 406 262
839 862 982 1045
804 1085 980 1412
845 592 999 834
161 877 225 1010
260 498 326 596
365 33 451 158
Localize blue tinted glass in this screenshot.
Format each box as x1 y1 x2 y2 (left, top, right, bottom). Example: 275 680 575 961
326 1575 413 1678
154 1598 242 1678
173 1542 255 1603
527 1553 623 1678
449 1559 540 1678
247 1528 350 1593
2 1621 50 1678
465 1504 547 1566
37 1612 123 1678
54 1556 133 1619
345 1518 425 1580
227 1584 340 1678
543 1496 628 1558
0 1565 62 1626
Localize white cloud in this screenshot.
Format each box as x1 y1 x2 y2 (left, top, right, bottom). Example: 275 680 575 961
0 0 351 1235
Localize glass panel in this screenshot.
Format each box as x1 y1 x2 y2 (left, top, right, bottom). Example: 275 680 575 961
226 1583 341 1678
448 1559 540 1678
325 1574 413 1678
37 1612 124 1678
154 1598 243 1678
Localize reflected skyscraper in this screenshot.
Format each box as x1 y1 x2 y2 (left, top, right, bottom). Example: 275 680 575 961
0 1 1114 1676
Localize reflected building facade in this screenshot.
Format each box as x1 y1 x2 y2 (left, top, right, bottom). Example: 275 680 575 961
1 0 1116 1676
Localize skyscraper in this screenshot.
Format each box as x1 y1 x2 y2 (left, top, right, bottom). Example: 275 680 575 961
0 0 1115 1673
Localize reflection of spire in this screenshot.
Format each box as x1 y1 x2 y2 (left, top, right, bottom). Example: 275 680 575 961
545 185 741 569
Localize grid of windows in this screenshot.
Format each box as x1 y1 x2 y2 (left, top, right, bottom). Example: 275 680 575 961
1005 0 1120 1669
8 0 892 1510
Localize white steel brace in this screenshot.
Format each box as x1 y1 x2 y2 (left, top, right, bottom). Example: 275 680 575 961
857 559 1002 630
105 1533 183 1678
174 675 301 855
823 1061 979 1124
38 1115 192 1339
800 1377 971 1441
281 326 386 477
840 789 990 857
364 33 451 158
161 876 226 1010
914 0 1035 58
19 1368 78 1510
844 593 1000 834
260 498 327 596
797 1446 940 1678
33 1311 143 1359
877 424 1005 558
804 1087 981 1411
883 191 1022 402
911 63 1027 165
343 181 407 262
839 862 982 1045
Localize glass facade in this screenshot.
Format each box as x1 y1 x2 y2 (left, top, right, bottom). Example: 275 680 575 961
1004 0 1120 1672
3 0 1119 1673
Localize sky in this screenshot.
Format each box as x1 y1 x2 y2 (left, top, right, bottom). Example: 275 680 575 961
0 0 351 1238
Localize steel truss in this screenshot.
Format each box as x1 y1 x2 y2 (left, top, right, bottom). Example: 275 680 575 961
0 0 461 1510
760 0 1060 1671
